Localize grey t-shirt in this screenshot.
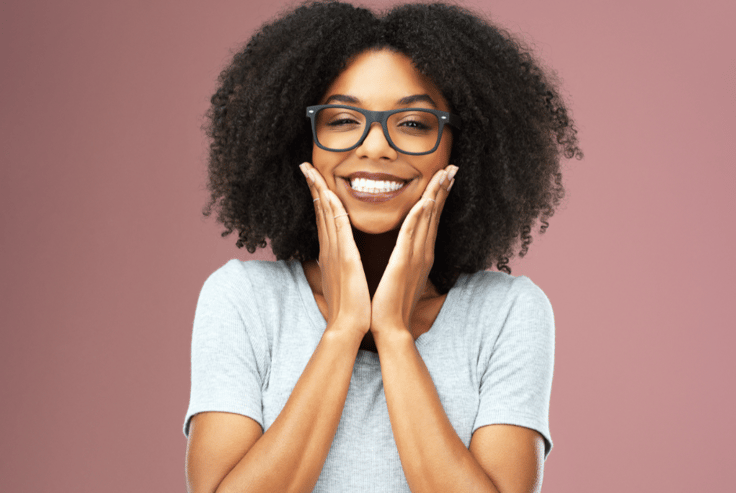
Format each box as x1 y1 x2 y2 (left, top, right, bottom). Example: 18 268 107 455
184 259 554 491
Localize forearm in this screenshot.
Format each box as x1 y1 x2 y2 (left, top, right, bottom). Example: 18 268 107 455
217 328 362 493
374 330 499 493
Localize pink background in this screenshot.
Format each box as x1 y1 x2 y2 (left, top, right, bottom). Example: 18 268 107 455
2 0 734 491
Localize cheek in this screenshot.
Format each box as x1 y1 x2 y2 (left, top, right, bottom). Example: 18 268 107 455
310 144 325 170
422 139 452 176
439 131 453 164
311 146 341 185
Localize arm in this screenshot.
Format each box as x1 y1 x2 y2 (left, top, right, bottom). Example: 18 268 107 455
186 163 372 493
374 329 545 493
371 167 546 492
186 328 363 493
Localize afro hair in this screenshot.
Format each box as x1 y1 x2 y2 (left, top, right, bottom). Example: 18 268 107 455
202 0 582 293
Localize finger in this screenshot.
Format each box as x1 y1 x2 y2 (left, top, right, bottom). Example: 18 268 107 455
427 165 458 246
325 188 351 232
402 165 446 250
420 167 447 210
416 167 447 237
304 165 334 261
425 167 449 205
299 163 322 226
316 175 338 256
303 166 329 251
412 169 446 261
325 190 355 270
393 196 426 260
424 165 449 205
308 168 349 252
300 162 319 200
412 194 435 256
435 164 457 214
324 189 361 268
300 163 327 254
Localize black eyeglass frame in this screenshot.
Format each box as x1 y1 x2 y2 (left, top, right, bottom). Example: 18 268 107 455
306 104 462 156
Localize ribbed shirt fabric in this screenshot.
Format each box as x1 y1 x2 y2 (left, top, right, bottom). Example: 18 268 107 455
184 259 554 491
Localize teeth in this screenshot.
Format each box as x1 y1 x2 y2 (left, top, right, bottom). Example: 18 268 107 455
350 178 405 194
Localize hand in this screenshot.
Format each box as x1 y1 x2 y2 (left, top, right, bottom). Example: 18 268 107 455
370 165 458 336
300 163 372 338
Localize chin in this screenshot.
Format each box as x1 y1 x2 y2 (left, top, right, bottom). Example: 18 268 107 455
349 215 403 235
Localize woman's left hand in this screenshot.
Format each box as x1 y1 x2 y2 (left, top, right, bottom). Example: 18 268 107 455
370 165 458 337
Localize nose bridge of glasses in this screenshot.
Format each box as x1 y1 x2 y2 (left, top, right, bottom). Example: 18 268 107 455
354 117 389 148
352 119 397 158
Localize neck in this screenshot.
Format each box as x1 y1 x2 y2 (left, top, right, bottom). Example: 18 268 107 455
303 228 439 301
352 228 398 298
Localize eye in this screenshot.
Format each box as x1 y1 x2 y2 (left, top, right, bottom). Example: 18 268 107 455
399 119 430 130
392 111 438 136
326 116 361 127
317 108 365 131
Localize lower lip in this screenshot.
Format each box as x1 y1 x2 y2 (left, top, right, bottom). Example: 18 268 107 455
341 178 410 203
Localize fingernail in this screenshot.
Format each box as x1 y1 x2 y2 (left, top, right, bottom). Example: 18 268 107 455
439 170 448 185
299 163 308 177
447 166 458 182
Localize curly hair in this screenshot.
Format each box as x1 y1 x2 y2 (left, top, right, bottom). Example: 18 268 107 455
202 0 582 293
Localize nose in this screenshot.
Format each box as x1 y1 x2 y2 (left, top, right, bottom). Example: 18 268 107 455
355 122 398 160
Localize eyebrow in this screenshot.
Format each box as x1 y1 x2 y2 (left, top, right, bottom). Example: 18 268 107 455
323 94 360 105
323 93 438 108
396 94 437 108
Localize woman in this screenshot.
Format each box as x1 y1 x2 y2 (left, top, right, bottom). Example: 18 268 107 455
184 2 582 492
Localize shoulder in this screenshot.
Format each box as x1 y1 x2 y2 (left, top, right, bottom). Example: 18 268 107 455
192 259 306 349
454 270 552 317
201 259 299 296
459 272 555 459
195 259 304 320
446 270 554 354
205 258 295 284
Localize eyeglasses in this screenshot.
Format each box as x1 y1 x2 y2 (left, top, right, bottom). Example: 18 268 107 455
306 104 462 156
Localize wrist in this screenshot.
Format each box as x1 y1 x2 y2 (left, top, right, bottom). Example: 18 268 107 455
371 323 413 350
323 319 367 350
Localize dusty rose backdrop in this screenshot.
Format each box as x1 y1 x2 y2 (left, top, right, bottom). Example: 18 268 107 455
1 0 734 490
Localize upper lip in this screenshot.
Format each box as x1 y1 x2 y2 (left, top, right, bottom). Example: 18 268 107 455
342 172 409 183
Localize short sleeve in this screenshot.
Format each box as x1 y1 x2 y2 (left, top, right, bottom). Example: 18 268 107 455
472 276 555 459
183 261 269 437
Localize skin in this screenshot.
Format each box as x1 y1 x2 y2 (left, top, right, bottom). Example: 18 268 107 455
186 49 545 493
302 48 455 350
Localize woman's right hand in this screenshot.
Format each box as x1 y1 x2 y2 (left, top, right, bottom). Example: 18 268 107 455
300 162 371 339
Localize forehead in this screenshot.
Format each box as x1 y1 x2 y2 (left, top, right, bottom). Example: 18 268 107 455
320 49 448 110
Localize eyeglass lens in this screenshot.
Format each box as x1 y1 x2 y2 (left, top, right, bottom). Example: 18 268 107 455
315 107 440 153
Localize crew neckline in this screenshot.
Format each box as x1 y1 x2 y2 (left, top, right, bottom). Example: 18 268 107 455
292 260 462 358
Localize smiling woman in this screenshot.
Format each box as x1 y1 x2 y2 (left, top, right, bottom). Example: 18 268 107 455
185 2 581 493
309 49 455 235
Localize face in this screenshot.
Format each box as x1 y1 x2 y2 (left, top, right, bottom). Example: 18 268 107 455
311 49 453 235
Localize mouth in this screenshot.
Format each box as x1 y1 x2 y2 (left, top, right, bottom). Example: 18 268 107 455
339 172 412 203
343 172 409 193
